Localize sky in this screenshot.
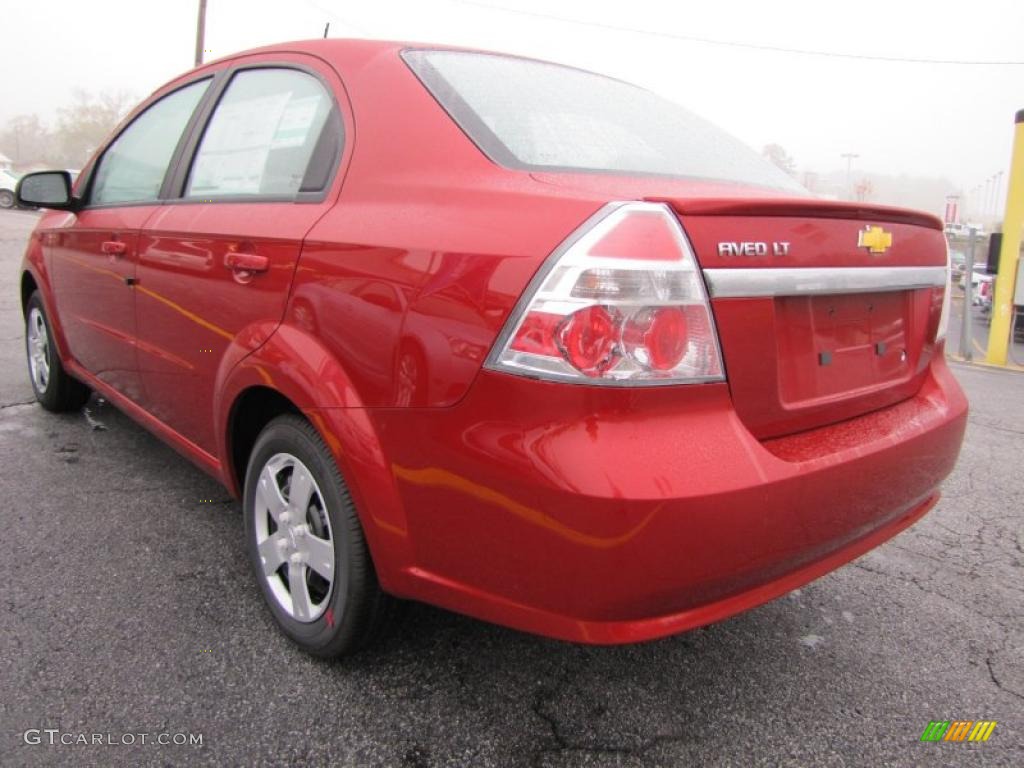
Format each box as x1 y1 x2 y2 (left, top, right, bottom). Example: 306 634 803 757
2 0 1022 214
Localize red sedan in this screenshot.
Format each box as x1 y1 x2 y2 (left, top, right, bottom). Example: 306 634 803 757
16 40 966 656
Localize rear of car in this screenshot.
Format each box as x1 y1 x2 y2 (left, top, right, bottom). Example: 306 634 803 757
15 40 968 655
377 49 968 642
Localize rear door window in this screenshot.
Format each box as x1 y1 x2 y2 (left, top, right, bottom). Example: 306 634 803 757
186 68 335 199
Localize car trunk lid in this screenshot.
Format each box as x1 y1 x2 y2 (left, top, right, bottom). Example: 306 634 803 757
655 197 947 439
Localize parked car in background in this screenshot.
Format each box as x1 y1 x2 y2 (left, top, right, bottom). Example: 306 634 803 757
976 273 995 312
949 248 966 278
16 40 967 657
961 263 994 305
0 168 20 208
944 222 985 239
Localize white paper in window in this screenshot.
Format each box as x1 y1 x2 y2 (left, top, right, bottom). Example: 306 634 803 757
272 96 321 149
190 92 290 195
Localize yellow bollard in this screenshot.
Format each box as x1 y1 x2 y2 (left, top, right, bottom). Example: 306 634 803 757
986 109 1024 365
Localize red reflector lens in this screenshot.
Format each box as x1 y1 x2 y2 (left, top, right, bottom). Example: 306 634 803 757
510 311 562 356
622 307 688 371
586 210 681 261
557 306 621 376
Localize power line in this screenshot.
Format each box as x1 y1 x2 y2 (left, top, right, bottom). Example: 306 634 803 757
452 0 1024 65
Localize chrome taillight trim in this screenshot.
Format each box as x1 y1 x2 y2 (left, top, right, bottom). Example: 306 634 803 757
703 266 948 298
483 202 627 373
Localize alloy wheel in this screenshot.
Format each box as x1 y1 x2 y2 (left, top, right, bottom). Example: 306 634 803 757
27 307 51 393
252 452 335 623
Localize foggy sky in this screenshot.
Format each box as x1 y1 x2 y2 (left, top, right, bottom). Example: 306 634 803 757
3 0 1022 207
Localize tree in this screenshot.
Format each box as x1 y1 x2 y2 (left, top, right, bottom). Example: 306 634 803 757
762 143 797 177
0 90 137 170
0 114 55 167
52 89 136 168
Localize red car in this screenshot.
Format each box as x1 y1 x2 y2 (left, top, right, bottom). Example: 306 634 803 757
17 40 967 657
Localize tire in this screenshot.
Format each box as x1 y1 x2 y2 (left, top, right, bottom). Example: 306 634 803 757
25 292 90 412
0 190 14 209
243 415 400 657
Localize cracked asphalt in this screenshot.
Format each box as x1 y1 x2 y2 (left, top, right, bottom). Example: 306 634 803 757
0 208 1021 767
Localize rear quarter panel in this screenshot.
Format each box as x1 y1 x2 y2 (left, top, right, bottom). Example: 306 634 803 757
286 44 602 408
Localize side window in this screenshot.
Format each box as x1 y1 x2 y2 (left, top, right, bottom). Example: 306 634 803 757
91 80 210 206
186 68 335 199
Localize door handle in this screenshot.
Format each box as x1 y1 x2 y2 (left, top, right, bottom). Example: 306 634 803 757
224 251 269 273
101 240 127 256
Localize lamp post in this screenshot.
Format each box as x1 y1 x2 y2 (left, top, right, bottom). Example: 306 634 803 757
993 170 1004 218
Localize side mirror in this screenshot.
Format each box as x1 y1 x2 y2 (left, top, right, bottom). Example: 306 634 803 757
16 171 78 211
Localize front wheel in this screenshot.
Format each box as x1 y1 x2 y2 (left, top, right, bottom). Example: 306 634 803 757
24 291 90 412
243 415 400 657
0 190 14 209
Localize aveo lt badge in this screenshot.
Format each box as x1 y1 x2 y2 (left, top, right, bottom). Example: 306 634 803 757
717 241 791 257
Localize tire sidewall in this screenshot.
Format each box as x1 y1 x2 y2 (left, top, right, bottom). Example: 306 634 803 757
243 418 356 653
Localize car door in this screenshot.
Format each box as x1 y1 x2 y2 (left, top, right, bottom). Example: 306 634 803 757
49 78 212 401
134 60 346 455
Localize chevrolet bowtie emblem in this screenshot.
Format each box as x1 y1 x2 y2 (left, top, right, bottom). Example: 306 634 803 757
858 225 893 254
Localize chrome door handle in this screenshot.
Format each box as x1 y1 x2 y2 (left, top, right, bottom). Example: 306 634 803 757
224 252 269 272
101 240 127 256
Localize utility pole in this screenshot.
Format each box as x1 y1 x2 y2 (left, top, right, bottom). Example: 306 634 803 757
194 0 208 68
840 152 859 200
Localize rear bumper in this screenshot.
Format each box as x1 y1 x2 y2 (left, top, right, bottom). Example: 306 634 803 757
370 356 967 644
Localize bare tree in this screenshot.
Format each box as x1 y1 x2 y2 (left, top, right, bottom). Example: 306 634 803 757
0 114 55 167
762 143 797 177
1 90 137 170
53 89 136 168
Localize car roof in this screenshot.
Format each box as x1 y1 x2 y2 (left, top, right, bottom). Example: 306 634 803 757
198 38 490 71
131 38 819 208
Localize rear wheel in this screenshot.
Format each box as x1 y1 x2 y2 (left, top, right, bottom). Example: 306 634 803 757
25 292 90 412
0 190 14 209
243 415 399 657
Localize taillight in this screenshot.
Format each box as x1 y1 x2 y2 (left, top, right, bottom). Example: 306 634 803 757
486 202 725 385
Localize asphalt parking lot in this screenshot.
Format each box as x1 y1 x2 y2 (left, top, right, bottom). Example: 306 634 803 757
0 208 1021 767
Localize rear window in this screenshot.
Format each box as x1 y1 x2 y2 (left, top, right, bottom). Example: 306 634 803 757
403 50 804 193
